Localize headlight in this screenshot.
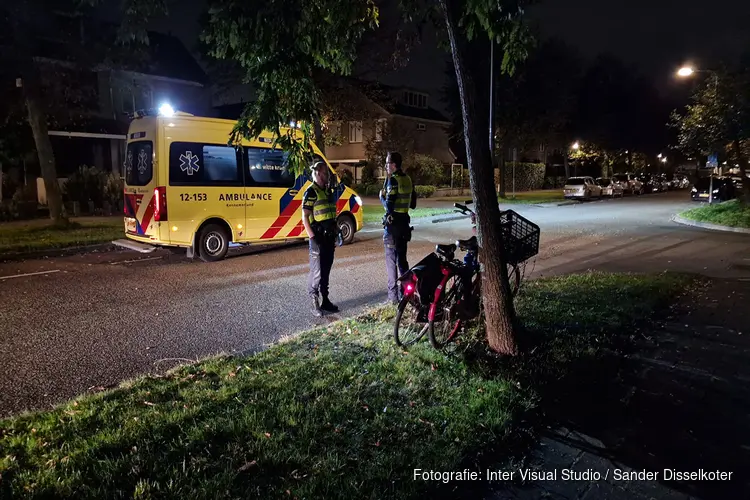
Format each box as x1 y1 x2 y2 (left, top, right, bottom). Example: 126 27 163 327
712 189 719 194
354 195 363 206
691 188 697 192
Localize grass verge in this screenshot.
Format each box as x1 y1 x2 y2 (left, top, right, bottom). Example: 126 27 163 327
432 190 564 204
0 217 122 256
680 199 750 229
362 206 454 224
0 272 691 499
498 190 564 205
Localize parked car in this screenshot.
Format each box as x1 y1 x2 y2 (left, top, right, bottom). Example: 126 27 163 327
655 174 670 192
613 173 643 195
638 174 660 194
670 174 690 190
564 176 602 200
596 177 624 197
731 176 744 191
691 177 736 202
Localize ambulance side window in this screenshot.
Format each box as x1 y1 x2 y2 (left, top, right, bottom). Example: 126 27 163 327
169 142 243 186
245 146 295 188
125 141 153 186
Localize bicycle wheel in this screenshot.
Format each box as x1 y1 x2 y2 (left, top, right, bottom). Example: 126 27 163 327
394 296 429 347
508 264 521 297
428 275 463 349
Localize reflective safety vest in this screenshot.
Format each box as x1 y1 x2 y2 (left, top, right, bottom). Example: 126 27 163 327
309 183 336 223
392 171 413 214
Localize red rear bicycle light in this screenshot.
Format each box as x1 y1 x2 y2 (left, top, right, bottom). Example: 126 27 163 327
405 282 415 295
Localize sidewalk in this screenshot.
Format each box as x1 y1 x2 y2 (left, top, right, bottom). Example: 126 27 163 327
471 278 750 500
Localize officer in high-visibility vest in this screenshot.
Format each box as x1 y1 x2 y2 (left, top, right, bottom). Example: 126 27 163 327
302 161 340 316
380 151 416 304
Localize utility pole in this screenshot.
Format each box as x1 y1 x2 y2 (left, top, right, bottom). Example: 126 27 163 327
490 38 499 196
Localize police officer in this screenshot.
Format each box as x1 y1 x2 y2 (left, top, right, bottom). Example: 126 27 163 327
302 161 340 316
380 151 416 304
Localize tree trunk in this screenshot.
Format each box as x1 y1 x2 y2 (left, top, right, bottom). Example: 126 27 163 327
440 0 518 355
23 66 66 224
11 4 66 225
732 138 750 205
313 116 326 156
563 154 570 180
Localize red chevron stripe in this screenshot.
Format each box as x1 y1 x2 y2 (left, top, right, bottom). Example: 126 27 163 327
287 220 305 238
261 199 302 239
139 196 156 234
336 198 347 213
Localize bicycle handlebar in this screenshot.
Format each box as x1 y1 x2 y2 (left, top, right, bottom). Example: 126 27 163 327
453 202 475 216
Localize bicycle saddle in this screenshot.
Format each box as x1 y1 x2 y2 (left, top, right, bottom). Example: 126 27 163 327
457 236 478 252
435 243 456 259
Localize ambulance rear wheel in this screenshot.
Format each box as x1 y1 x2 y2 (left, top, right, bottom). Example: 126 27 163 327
198 224 229 262
337 215 355 245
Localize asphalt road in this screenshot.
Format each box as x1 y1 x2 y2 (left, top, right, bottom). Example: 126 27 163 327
2 190 749 416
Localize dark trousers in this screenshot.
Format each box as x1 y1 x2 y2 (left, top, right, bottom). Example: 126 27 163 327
308 237 335 299
384 233 409 301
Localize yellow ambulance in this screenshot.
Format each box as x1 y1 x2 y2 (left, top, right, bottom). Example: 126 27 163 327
119 108 363 261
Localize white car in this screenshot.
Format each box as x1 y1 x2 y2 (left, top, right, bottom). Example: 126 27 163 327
564 177 602 200
596 177 624 197
613 173 644 195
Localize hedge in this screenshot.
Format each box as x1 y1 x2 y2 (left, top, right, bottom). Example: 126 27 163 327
543 176 568 189
494 162 546 192
415 185 436 198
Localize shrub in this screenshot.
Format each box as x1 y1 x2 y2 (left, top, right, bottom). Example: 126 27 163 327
63 165 107 212
338 168 354 187
365 184 381 197
543 176 567 189
361 163 377 186
103 173 123 213
407 154 446 186
415 185 436 198
10 185 38 219
494 162 546 192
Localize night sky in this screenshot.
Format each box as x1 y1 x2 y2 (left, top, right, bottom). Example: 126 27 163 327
150 0 750 110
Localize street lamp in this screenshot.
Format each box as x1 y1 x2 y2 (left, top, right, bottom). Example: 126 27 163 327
677 66 695 77
572 142 580 150
657 153 662 158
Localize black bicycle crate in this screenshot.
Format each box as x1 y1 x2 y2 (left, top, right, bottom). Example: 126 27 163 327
499 210 540 265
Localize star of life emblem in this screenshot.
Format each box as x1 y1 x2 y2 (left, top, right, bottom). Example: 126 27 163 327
137 149 149 175
180 151 200 175
124 149 133 175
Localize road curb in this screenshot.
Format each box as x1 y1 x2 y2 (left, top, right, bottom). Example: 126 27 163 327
0 243 116 262
671 214 750 235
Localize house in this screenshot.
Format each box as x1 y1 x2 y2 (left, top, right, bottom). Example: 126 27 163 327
215 81 456 184
1 11 210 196
323 83 456 183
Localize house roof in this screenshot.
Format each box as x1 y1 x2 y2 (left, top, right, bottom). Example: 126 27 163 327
14 15 207 84
344 79 450 123
390 102 450 123
212 78 451 123
138 31 207 84
214 102 250 120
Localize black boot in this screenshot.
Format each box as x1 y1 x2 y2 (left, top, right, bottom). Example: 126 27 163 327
312 297 323 317
320 297 339 313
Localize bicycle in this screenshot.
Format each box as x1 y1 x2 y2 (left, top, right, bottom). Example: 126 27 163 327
393 202 539 349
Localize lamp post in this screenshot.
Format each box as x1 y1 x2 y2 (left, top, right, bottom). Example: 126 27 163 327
571 142 580 176
677 65 720 180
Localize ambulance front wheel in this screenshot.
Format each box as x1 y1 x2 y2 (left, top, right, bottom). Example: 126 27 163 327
198 224 229 262
337 215 356 245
